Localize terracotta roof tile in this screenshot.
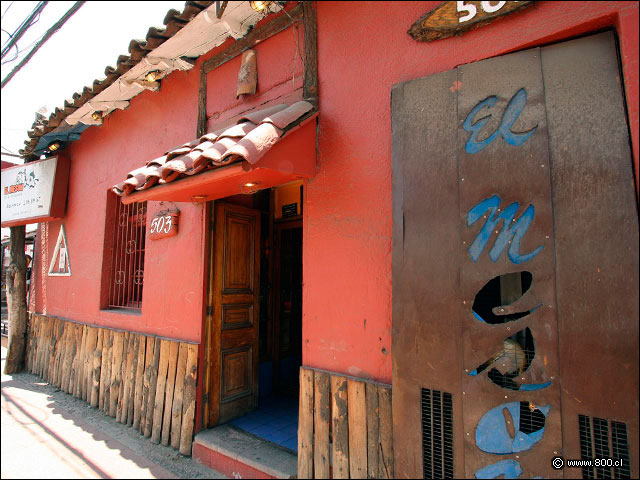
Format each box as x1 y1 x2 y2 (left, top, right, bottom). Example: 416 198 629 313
112 100 314 196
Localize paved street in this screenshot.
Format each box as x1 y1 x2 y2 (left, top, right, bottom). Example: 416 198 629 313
1 346 226 479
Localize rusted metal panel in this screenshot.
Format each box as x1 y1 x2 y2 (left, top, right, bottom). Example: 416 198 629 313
391 69 464 478
392 31 637 480
543 31 639 477
457 47 562 479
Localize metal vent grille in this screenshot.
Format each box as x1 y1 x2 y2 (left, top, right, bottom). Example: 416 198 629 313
578 414 631 479
422 388 454 479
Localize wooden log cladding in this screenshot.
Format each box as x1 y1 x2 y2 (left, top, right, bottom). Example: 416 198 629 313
161 341 179 446
25 314 200 456
298 368 314 479
171 342 188 450
179 344 198 456
300 366 394 479
144 337 161 438
151 339 171 444
314 371 331 479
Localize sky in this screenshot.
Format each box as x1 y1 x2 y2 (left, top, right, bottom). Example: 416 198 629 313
1 1 188 162
1 1 187 239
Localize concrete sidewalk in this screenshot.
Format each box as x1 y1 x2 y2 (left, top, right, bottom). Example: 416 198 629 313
1 346 226 479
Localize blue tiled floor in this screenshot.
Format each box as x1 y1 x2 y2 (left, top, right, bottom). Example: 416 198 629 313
229 395 299 452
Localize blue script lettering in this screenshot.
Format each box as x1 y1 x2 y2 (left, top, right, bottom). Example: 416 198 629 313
467 195 543 264
463 88 538 154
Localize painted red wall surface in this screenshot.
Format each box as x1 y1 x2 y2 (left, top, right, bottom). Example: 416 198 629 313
32 62 206 342
304 1 639 384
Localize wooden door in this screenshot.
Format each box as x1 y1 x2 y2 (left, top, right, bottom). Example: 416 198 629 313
391 32 638 478
206 202 261 427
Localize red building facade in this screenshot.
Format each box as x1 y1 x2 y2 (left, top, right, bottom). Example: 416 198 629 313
22 2 638 478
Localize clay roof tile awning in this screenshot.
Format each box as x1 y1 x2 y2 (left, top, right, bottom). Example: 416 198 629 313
112 100 317 202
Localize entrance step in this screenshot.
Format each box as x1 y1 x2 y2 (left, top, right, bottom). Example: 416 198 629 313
193 425 297 479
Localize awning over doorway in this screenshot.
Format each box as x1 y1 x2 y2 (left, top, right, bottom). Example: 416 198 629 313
112 101 316 204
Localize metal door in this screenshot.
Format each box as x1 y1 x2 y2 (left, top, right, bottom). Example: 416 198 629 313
392 32 638 478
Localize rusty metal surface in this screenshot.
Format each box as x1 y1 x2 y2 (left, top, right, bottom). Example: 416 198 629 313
392 31 637 480
543 31 639 477
457 46 562 479
391 69 465 478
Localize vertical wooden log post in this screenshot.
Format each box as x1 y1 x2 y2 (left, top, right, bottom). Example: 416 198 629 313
314 371 331 479
161 341 179 446
179 344 198 455
171 343 188 450
332 375 350 479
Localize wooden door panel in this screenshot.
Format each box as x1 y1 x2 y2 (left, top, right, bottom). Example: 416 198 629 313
223 212 256 293
221 304 254 330
207 202 260 427
221 346 252 400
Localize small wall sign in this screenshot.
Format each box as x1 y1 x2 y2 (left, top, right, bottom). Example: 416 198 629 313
408 1 534 42
48 224 71 276
149 209 179 240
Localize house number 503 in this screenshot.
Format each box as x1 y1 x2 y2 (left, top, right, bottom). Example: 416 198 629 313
150 215 172 234
457 1 509 22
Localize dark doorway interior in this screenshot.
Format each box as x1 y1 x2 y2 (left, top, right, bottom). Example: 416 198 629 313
226 185 303 452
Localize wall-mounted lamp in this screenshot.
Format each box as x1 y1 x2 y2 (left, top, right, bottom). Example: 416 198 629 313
250 1 271 12
145 70 162 82
241 181 261 194
47 141 62 152
190 195 207 204
91 111 103 121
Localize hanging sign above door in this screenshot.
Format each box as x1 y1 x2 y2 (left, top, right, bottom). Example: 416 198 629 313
408 1 534 42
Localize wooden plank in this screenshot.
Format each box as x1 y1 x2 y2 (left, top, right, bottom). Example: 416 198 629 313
84 327 98 401
179 344 198 456
100 330 113 412
302 1 318 105
314 371 330 479
171 343 189 450
151 339 171 443
144 337 161 437
298 368 314 479
378 387 393 479
61 325 74 394
116 332 130 423
203 3 302 74
55 321 68 387
76 325 87 399
366 382 380 479
161 341 179 446
348 379 368 479
331 374 350 479
26 315 36 372
133 335 147 430
51 320 64 386
124 334 139 426
71 325 83 395
50 319 64 385
91 329 104 408
109 331 124 417
140 336 155 434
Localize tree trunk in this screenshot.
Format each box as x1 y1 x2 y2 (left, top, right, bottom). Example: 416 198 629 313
4 225 27 374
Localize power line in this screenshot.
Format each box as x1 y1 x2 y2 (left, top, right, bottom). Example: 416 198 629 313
1 1 48 59
1 1 85 90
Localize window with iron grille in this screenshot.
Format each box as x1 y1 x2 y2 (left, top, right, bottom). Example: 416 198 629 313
102 193 146 310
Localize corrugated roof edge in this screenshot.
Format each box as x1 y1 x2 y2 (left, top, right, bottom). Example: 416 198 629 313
19 1 215 159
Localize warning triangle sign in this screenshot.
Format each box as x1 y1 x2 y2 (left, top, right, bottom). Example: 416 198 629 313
48 224 71 276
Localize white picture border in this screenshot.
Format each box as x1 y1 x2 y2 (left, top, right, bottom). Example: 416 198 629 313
48 224 71 276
